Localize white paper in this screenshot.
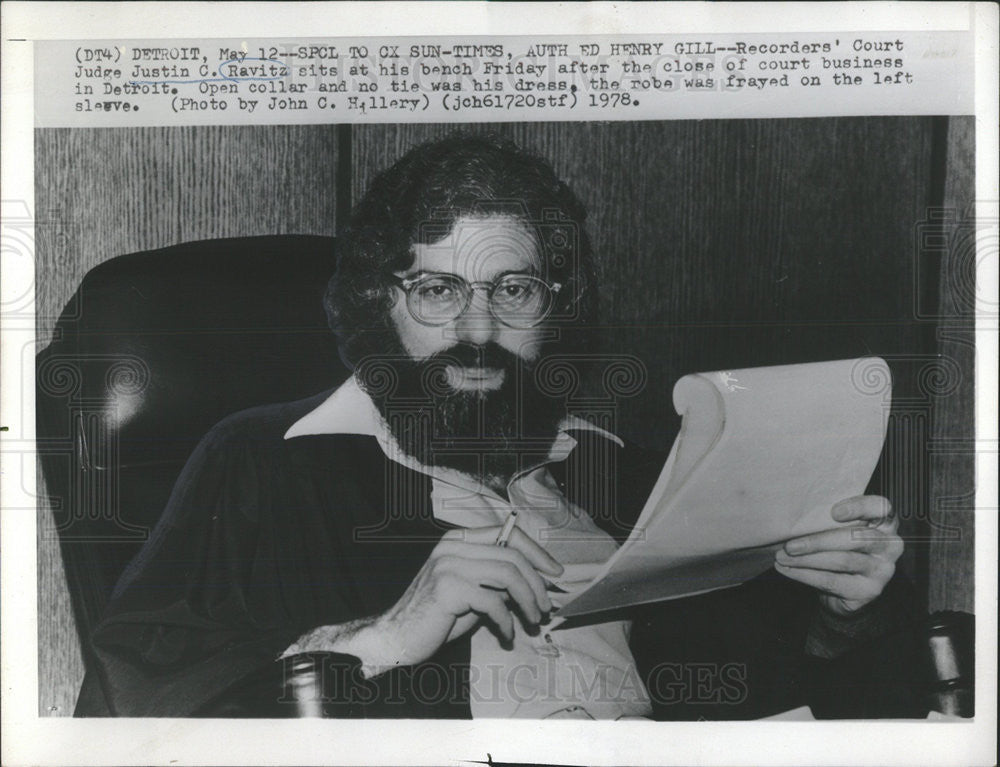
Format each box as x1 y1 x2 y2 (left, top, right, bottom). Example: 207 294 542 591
559 357 892 618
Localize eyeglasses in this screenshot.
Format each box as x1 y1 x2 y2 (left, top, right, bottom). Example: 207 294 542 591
390 272 562 329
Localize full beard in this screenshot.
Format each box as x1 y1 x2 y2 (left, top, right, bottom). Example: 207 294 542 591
356 342 564 491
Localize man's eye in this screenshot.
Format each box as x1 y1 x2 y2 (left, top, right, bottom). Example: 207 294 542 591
416 282 457 301
499 283 527 298
496 279 540 305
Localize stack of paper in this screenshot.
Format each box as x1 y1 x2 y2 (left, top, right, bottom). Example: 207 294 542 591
557 357 892 619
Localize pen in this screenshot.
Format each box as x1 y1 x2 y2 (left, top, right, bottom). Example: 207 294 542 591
495 510 518 547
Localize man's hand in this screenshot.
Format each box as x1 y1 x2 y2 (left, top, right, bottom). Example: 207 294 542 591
774 495 904 616
332 525 562 674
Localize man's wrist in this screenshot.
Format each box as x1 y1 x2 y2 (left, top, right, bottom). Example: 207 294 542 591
281 614 405 679
806 594 892 659
334 615 409 678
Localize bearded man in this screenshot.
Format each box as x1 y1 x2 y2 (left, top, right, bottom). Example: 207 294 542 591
81 135 913 719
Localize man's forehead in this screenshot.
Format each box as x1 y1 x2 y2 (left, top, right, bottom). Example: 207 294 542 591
405 214 540 277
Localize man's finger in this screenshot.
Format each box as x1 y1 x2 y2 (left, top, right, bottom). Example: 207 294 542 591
443 525 564 576
499 545 554 611
473 560 546 624
436 540 553 611
460 582 514 643
506 527 564 576
774 549 876 575
773 563 879 602
832 495 893 526
784 526 893 555
437 555 547 622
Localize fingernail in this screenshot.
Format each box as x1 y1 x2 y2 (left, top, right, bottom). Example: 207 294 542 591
785 539 805 555
832 504 850 521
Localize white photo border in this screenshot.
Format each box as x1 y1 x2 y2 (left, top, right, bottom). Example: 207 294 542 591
2 3 997 766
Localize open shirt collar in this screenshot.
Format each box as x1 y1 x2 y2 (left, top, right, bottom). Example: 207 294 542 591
284 375 624 499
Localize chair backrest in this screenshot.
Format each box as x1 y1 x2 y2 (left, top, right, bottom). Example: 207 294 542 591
36 235 348 650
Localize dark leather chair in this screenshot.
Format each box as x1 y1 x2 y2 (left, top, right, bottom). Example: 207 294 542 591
36 235 349 688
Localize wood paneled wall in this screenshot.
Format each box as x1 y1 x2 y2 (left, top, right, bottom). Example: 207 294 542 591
35 126 341 346
34 118 975 716
928 117 976 613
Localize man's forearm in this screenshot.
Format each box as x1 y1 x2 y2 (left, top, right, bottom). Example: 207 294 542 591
280 615 405 678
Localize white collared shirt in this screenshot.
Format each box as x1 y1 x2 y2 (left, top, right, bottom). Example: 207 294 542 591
285 375 652 719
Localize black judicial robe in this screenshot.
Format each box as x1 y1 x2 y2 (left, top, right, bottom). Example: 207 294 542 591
78 392 926 719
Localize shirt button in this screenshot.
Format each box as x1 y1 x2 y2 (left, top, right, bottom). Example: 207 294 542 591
535 632 561 657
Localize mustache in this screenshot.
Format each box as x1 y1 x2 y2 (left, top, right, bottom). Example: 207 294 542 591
422 343 525 371
355 343 531 402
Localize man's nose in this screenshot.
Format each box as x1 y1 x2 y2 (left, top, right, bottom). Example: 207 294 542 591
453 289 499 346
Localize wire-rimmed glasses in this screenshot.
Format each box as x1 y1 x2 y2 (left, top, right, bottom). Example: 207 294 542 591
390 272 562 328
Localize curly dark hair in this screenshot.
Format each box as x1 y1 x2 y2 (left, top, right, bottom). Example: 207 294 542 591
324 133 598 368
